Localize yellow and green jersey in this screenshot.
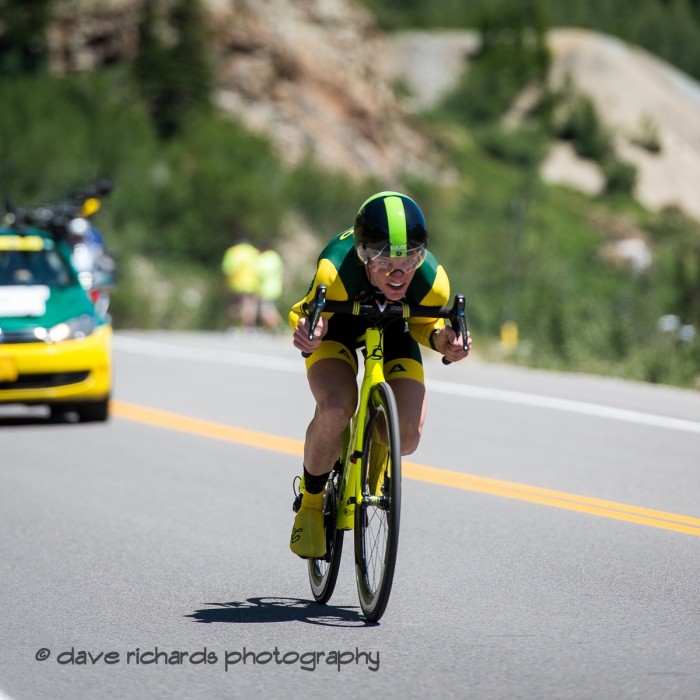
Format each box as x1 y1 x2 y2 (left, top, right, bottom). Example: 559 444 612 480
289 228 450 349
257 249 284 301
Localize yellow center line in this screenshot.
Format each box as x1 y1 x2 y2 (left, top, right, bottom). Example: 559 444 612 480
111 399 700 538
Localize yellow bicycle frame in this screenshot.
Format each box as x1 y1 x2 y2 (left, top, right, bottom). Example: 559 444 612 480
336 326 386 530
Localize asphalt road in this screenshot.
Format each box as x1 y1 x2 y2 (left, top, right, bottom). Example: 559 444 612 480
1 331 700 700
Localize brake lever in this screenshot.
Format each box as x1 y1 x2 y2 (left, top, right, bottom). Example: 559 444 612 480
442 293 468 366
301 284 327 358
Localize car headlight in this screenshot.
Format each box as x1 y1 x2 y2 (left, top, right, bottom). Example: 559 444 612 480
34 314 97 343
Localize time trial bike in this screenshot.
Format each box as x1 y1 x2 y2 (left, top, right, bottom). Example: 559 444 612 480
295 283 468 622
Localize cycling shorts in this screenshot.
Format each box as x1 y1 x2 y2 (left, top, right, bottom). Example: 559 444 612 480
304 315 424 385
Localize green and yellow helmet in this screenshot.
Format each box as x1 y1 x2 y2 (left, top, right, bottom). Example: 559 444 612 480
354 192 428 264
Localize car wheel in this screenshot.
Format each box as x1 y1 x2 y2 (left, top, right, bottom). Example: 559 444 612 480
76 399 109 423
48 404 70 421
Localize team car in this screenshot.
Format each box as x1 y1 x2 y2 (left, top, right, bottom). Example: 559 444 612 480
0 226 111 421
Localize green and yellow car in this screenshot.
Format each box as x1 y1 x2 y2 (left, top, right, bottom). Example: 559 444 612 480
0 228 111 421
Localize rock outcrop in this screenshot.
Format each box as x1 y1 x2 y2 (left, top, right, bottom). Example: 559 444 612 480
50 0 437 184
383 27 700 221
546 29 700 220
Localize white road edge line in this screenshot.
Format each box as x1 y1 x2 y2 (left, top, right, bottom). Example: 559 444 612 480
425 379 700 434
113 335 700 435
113 334 303 373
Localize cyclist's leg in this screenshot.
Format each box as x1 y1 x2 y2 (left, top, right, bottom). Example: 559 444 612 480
302 316 363 475
387 377 426 456
290 332 358 559
383 325 426 456
305 356 358 475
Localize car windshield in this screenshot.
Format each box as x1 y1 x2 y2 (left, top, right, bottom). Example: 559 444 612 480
0 248 73 288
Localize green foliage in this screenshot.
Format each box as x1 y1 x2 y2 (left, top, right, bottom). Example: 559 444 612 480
133 0 212 138
646 207 700 326
0 0 51 76
358 0 480 30
554 91 611 161
441 3 550 127
0 70 156 203
602 158 638 195
142 114 287 264
631 114 662 153
403 116 699 388
109 256 225 330
476 124 549 167
0 69 371 329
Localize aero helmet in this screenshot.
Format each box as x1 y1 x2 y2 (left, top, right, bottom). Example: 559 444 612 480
354 192 428 265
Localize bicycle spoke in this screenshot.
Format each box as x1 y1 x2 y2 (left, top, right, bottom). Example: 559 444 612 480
362 440 390 593
308 471 344 604
355 383 402 622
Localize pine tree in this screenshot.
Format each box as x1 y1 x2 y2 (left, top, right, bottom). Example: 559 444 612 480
133 0 212 139
0 0 52 77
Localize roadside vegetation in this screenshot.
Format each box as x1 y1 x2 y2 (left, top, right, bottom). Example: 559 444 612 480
0 0 698 388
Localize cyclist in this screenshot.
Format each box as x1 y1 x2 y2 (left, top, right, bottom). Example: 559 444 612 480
256 246 284 329
289 192 471 558
221 241 260 330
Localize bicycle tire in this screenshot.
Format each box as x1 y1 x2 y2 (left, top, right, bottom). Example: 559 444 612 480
308 468 344 604
354 382 402 622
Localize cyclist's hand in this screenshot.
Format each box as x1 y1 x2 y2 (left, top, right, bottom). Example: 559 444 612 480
293 316 328 354
434 326 471 362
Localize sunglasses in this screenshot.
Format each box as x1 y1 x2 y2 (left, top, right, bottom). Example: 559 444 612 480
362 245 426 275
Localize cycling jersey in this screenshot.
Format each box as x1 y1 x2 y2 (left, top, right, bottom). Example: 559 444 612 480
289 228 450 382
257 249 284 301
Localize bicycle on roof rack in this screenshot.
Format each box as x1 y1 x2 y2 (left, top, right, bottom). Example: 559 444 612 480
5 180 115 316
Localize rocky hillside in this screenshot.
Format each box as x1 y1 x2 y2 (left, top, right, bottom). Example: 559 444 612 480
50 0 436 183
385 27 700 221
544 29 700 220
47 3 700 220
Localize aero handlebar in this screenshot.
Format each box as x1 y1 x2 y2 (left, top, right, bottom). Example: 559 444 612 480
302 284 469 365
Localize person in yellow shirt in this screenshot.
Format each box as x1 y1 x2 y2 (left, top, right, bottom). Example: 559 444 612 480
256 247 284 328
221 241 260 329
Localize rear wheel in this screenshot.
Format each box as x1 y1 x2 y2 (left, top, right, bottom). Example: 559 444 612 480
308 465 344 604
354 382 401 622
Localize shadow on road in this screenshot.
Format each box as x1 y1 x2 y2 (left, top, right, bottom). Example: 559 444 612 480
187 597 375 628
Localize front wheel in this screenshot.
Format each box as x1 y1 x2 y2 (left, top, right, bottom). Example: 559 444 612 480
308 466 344 604
354 382 401 622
